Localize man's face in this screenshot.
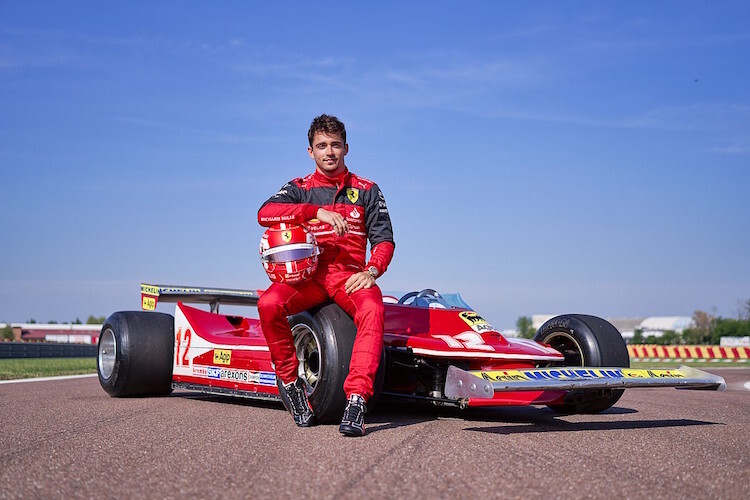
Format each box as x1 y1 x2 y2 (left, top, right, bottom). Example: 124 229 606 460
308 131 348 177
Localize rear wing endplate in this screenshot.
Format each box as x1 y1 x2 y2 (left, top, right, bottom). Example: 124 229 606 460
140 283 261 313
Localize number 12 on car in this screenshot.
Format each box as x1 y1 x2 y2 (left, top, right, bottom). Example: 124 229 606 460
175 328 192 366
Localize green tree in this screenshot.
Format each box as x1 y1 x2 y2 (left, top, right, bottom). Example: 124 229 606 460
682 328 699 344
1 323 14 341
742 298 750 321
712 318 750 344
73 318 82 324
516 316 535 339
658 330 680 345
632 329 644 344
686 310 715 344
86 315 107 325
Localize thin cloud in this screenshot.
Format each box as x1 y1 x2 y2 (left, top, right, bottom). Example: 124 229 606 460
210 133 271 144
707 145 750 155
583 31 750 52
115 116 280 145
401 184 450 192
444 101 750 134
619 103 750 131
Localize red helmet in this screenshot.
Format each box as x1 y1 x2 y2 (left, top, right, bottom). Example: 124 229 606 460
259 224 320 284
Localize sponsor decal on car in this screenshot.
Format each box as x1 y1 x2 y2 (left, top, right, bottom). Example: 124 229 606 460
141 296 156 311
459 311 495 333
258 372 277 386
140 284 160 296
476 368 688 383
192 365 277 386
213 349 231 365
140 284 159 311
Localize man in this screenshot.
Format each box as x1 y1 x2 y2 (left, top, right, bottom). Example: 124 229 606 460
257 114 395 436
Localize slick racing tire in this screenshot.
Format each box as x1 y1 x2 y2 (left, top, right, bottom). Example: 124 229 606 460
97 311 174 397
280 303 385 424
534 314 630 414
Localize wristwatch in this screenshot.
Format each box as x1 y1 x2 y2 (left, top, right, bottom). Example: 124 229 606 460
367 266 379 279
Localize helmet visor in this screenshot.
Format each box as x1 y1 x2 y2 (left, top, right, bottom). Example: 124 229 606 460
262 244 318 263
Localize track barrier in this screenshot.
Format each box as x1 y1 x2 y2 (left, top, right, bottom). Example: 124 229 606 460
628 344 750 362
0 342 97 359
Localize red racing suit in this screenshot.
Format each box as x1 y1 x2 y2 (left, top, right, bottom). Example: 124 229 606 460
257 167 395 401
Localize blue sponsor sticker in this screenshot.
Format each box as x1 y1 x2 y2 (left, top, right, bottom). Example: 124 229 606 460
259 372 277 386
207 366 221 379
521 368 624 380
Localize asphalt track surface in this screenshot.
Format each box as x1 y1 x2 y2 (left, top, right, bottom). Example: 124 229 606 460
1 369 749 499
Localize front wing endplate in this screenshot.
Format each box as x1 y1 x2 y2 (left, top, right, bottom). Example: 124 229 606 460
444 365 726 400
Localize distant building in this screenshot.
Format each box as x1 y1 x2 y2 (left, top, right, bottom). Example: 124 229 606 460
638 316 693 337
607 318 646 339
720 336 750 347
12 324 102 344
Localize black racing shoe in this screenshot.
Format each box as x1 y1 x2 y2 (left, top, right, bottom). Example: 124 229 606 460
282 378 316 427
339 394 367 437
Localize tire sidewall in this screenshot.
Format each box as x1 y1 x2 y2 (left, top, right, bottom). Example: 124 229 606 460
97 311 174 397
98 313 131 396
534 314 629 413
535 315 602 366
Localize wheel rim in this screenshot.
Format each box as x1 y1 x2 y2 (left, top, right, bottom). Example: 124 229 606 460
99 328 117 379
292 323 321 390
542 332 585 366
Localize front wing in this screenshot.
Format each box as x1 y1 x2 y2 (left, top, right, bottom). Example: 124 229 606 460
444 365 726 400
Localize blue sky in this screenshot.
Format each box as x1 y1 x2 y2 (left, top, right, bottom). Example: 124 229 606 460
1 1 748 329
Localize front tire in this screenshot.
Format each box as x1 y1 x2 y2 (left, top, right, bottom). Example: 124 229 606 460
97 311 174 397
534 314 629 414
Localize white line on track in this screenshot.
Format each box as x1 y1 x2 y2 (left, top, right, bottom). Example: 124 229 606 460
0 373 97 385
744 381 750 391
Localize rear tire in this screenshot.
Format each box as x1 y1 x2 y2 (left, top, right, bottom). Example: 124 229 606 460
279 303 385 423
97 311 174 397
534 314 629 414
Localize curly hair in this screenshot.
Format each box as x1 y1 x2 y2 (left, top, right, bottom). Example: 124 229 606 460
308 114 346 146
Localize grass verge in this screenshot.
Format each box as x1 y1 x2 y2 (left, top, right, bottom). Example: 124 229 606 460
629 359 747 369
0 357 97 380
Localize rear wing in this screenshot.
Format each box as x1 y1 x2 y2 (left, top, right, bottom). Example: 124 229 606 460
140 283 261 313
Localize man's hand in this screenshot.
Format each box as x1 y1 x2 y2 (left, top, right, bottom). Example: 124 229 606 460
345 271 375 294
316 208 348 236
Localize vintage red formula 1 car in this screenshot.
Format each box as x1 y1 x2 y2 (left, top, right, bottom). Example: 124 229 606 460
96 284 725 422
